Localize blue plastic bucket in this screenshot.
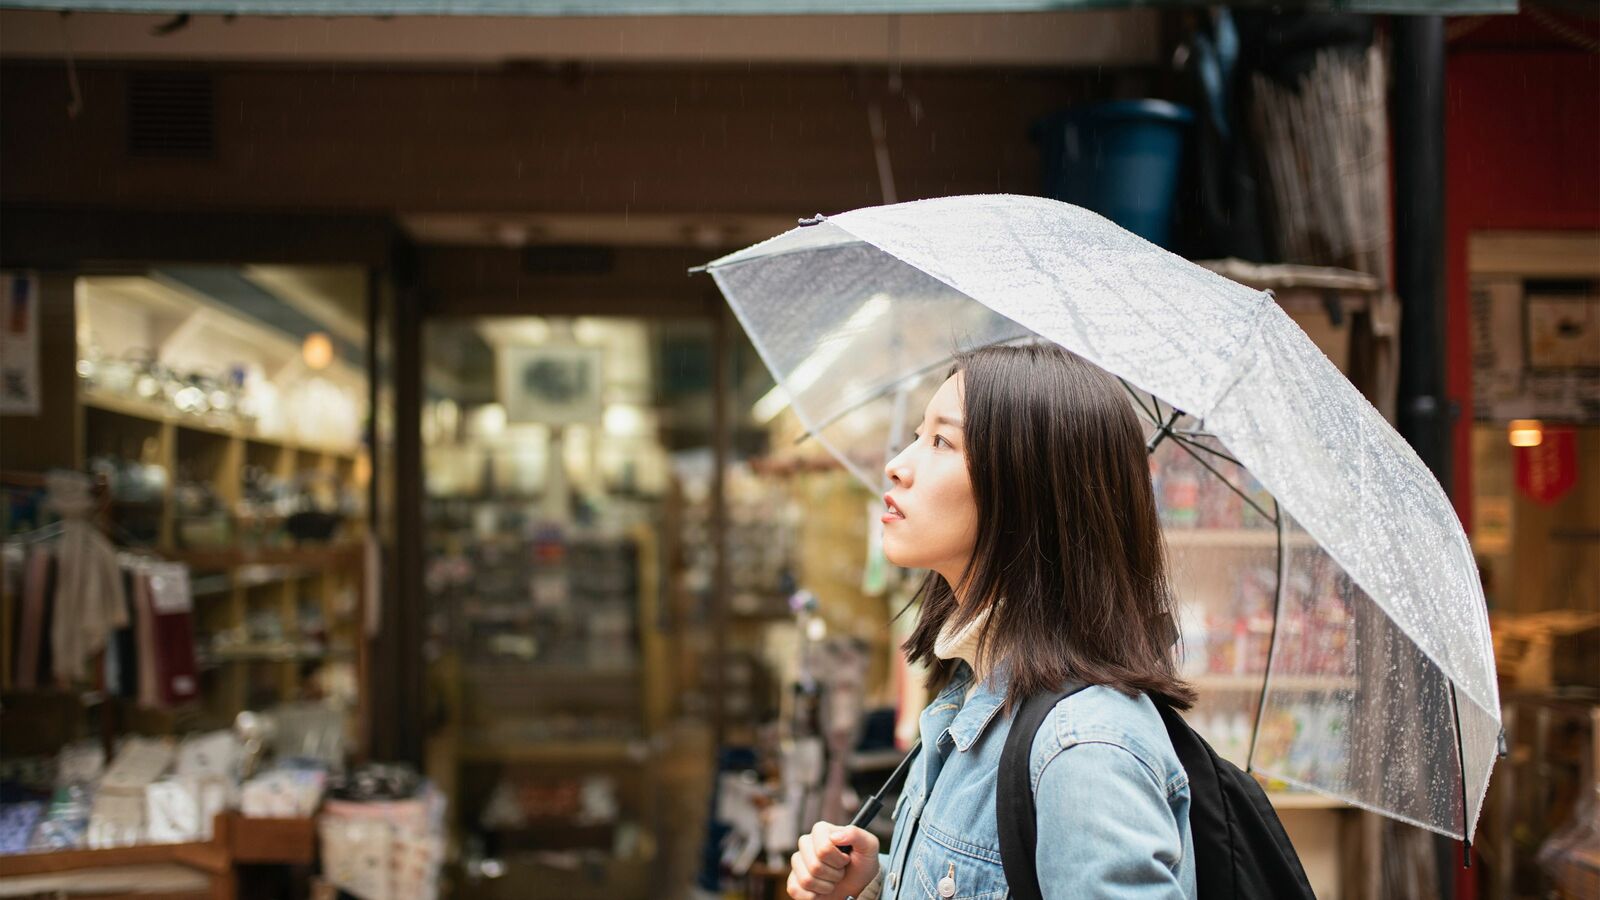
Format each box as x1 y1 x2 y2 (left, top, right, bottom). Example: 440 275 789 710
1034 100 1194 248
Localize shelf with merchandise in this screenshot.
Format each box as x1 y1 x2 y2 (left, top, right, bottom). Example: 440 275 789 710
1162 528 1320 549
52 385 370 758
1265 792 1349 810
456 739 652 766
82 389 359 461
1191 674 1358 693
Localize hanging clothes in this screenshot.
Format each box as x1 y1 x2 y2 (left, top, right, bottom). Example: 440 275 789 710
4 477 197 707
146 562 198 706
132 568 162 709
118 556 199 710
44 472 127 684
13 547 50 690
109 568 140 700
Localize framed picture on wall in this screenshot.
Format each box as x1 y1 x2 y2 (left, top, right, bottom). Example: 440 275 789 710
1525 289 1600 370
498 344 603 425
1468 231 1600 423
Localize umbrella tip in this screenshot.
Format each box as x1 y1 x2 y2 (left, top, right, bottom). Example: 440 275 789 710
798 214 827 226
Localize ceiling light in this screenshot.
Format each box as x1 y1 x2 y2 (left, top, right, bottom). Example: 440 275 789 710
302 332 334 370
1508 419 1543 448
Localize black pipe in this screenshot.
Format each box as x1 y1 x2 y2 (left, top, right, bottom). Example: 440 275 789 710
1393 15 1453 489
1394 16 1463 893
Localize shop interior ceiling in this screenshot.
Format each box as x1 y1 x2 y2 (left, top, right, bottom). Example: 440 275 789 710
79 266 366 391
157 268 362 367
425 316 774 446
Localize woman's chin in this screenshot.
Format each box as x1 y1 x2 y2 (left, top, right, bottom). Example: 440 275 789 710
880 538 916 570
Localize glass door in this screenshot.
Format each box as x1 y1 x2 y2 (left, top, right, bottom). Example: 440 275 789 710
421 315 719 899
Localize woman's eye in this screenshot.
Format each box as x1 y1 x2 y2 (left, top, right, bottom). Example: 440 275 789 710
933 435 951 449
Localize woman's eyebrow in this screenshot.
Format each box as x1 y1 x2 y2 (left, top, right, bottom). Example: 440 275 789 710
935 415 964 429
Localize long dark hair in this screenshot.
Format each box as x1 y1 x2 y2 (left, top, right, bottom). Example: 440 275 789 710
903 342 1196 710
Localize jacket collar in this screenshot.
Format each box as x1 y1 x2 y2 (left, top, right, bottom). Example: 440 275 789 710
925 661 1011 753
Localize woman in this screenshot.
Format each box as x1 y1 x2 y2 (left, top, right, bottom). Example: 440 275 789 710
787 342 1197 900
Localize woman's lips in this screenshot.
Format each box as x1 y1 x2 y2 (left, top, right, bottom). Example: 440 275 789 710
882 494 906 524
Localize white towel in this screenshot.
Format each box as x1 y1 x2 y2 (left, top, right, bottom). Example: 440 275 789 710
46 471 128 684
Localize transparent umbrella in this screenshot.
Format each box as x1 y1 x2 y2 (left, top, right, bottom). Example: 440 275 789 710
698 194 1499 843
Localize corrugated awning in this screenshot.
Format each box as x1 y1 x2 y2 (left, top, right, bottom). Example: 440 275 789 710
0 0 1519 18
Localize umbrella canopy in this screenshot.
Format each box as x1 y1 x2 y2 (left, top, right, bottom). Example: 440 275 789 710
702 194 1499 841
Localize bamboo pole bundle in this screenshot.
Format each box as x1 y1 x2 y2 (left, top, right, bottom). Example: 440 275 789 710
1250 45 1391 289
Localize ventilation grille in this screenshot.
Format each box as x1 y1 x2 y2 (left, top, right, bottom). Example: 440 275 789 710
127 72 215 159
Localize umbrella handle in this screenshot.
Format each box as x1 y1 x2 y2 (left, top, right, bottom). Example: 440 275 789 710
836 741 921 854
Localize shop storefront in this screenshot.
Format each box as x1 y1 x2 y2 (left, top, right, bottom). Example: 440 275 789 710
0 209 417 893
3 3 1594 900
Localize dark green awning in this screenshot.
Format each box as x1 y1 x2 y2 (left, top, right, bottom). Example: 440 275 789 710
0 0 1519 18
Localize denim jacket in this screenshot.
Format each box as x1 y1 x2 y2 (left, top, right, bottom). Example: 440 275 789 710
876 663 1196 900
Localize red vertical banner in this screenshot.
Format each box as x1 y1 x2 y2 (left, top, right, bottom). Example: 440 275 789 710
1514 427 1578 505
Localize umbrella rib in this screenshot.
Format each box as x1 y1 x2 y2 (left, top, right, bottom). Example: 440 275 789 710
1168 431 1244 469
1119 378 1161 426
694 237 870 275
1169 436 1278 526
1449 681 1472 860
1246 498 1286 772
791 354 960 446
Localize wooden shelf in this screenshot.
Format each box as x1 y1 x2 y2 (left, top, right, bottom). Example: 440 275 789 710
461 663 639 681
1194 674 1357 693
0 839 228 877
82 390 357 459
456 739 651 766
200 644 353 665
166 543 361 570
1267 792 1351 810
222 814 316 865
1163 528 1318 549
0 812 316 898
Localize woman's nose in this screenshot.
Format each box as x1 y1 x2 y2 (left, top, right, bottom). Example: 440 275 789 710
884 451 911 486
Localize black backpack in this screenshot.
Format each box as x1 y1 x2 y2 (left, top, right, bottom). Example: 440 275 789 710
996 685 1316 900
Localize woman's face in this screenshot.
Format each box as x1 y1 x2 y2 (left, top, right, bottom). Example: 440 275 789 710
881 373 979 587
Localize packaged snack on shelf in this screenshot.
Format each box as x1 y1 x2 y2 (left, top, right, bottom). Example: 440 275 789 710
1159 453 1200 528
28 784 93 852
240 768 326 819
86 790 143 849
1196 458 1245 529
101 737 176 793
0 802 45 855
56 740 106 786
176 730 242 781
145 778 208 844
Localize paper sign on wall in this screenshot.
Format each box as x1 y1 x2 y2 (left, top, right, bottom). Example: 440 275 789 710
0 271 40 416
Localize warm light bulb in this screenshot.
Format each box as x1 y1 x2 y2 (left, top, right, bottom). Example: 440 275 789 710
1508 419 1543 448
302 332 334 370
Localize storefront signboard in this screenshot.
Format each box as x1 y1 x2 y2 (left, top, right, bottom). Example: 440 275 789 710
1514 427 1578 505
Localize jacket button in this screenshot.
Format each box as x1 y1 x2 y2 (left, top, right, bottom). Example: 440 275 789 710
888 872 898 891
938 875 957 897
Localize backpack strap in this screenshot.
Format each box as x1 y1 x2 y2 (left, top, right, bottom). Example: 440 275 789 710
996 682 1088 900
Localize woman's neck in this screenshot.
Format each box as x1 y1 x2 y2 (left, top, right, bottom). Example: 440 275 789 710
934 604 993 682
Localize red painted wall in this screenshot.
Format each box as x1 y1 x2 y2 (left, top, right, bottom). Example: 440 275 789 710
1444 17 1600 527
